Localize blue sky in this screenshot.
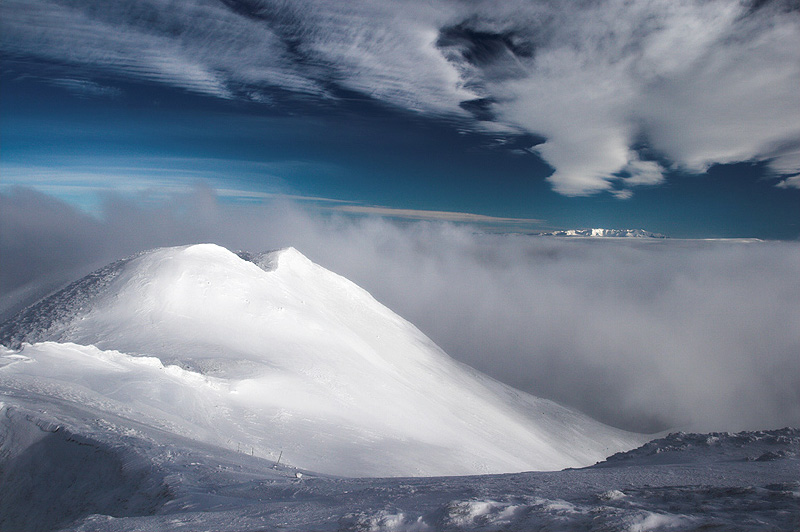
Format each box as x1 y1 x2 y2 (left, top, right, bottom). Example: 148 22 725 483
2 0 799 239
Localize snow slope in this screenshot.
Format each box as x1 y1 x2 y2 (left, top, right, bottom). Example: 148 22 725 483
0 244 642 477
2 395 795 531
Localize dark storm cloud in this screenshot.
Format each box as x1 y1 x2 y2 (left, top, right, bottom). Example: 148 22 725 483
2 187 798 433
2 0 798 195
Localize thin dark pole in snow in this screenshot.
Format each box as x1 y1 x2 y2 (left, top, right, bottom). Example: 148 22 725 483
276 450 283 467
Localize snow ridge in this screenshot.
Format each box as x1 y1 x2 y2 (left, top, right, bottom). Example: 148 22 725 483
0 244 643 477
598 427 800 466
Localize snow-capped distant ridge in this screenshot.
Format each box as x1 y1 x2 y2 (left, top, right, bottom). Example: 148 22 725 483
533 228 667 238
0 243 644 477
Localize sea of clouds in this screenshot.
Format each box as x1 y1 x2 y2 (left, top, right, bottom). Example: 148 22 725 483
2 185 798 433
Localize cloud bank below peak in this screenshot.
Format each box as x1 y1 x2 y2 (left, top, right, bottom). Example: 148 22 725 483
2 187 799 434
2 0 799 195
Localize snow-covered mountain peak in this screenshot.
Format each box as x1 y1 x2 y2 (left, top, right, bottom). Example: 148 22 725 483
181 242 240 259
0 244 645 476
268 246 314 270
0 243 361 354
133 244 264 285
237 245 316 273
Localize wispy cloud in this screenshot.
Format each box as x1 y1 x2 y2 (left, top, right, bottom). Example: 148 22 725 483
331 205 543 228
2 0 798 195
0 0 323 99
0 155 350 211
0 155 544 227
49 78 123 98
776 174 800 189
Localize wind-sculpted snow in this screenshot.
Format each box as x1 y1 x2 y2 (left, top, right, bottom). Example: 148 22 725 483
0 404 170 532
0 244 642 476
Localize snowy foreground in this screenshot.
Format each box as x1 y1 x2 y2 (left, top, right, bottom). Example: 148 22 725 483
1 400 797 532
0 244 797 531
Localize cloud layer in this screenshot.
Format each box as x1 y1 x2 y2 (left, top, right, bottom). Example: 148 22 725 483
2 0 799 195
3 186 798 433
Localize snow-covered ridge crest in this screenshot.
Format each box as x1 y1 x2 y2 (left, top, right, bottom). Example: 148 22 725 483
598 428 800 466
0 243 644 476
237 245 316 268
0 244 349 349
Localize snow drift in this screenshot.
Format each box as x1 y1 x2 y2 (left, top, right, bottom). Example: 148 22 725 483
0 244 642 476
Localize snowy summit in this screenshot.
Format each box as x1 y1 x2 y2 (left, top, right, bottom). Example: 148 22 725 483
0 244 641 478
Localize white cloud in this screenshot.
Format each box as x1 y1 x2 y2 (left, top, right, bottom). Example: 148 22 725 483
776 174 800 189
635 6 800 175
611 189 634 200
2 0 798 194
489 0 799 195
295 2 475 114
622 158 666 187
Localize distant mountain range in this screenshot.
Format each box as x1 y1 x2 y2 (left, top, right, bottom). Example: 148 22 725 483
533 228 667 238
